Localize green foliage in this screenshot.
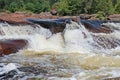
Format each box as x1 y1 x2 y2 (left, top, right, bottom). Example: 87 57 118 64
34 1 50 13
9 2 18 12
53 0 82 15
115 0 120 13
96 0 115 15
0 0 120 16
96 11 107 20
25 3 35 12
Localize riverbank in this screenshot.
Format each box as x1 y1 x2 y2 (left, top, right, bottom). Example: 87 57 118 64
0 12 120 25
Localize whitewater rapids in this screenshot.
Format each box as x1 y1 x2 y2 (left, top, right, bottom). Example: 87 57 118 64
0 21 120 80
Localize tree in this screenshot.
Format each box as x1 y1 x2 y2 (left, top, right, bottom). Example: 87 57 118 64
18 0 25 11
0 0 118 16
34 1 50 13
114 0 120 13
25 2 35 11
41 1 50 12
96 0 114 15
54 0 83 15
9 2 18 12
0 0 5 9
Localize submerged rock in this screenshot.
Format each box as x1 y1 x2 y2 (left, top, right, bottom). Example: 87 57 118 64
0 39 28 56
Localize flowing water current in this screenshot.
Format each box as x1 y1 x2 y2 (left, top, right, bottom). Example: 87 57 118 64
0 21 120 80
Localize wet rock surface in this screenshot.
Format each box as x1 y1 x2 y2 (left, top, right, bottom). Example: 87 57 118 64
27 18 72 33
0 13 119 34
28 19 119 34
92 35 120 49
0 39 28 56
81 20 113 33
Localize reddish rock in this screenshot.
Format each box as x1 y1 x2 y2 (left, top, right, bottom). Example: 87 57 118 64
0 13 78 25
0 13 53 25
0 13 41 25
0 39 28 56
108 14 120 21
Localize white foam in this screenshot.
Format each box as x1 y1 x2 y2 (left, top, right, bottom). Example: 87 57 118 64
28 33 64 52
0 63 17 75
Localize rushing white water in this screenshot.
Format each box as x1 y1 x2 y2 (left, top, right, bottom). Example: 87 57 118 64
0 63 17 75
1 21 120 80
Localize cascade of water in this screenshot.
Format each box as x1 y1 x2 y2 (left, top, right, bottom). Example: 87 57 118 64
1 21 120 54
35 24 52 38
63 21 95 53
0 24 36 36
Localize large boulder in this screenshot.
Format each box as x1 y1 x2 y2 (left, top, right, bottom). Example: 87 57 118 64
0 39 28 56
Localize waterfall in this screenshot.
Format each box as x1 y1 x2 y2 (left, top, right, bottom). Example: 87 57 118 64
1 21 120 54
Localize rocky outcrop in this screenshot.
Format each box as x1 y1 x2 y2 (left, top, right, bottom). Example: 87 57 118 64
0 13 56 25
92 35 120 49
83 23 112 33
0 13 34 25
0 13 77 25
27 18 72 33
81 20 112 33
0 39 28 56
0 13 120 25
27 18 118 34
0 13 119 34
108 14 120 21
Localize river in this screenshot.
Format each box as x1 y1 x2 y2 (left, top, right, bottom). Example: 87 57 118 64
0 20 120 80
